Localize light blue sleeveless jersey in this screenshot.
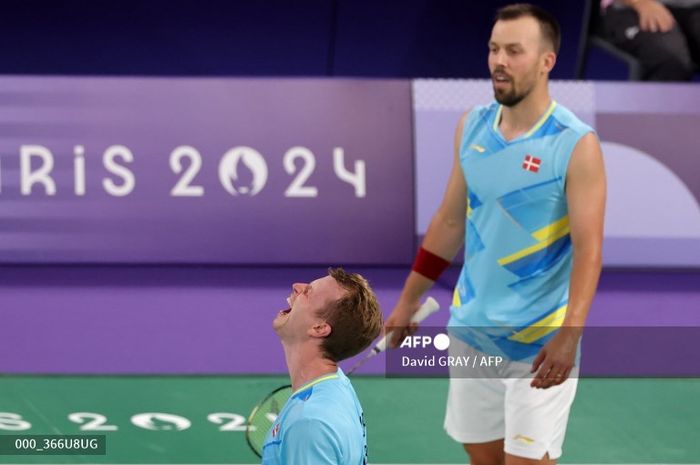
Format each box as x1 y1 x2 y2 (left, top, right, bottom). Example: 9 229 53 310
448 101 593 362
261 369 368 465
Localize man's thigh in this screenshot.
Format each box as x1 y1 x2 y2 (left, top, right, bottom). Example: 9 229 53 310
502 371 579 461
670 6 700 64
444 336 507 444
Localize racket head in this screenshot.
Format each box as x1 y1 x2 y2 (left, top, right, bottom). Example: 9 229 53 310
246 384 293 458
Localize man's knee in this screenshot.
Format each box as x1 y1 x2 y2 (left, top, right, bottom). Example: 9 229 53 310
641 30 694 80
648 53 694 80
463 440 505 465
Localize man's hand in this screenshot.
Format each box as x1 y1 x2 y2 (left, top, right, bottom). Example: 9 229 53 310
384 300 420 348
632 0 675 33
530 328 581 389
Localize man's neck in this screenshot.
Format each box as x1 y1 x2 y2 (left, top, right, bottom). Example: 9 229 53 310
283 343 338 392
499 85 552 141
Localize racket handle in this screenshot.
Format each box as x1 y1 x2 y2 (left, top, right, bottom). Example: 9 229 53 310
373 297 440 354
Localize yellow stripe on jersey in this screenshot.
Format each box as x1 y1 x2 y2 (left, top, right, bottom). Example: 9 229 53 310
531 215 570 242
293 373 339 395
452 287 462 307
497 224 570 266
523 100 557 139
508 304 567 344
469 144 486 153
491 101 556 139
492 105 503 132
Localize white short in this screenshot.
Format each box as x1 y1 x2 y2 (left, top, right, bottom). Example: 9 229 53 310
443 336 579 461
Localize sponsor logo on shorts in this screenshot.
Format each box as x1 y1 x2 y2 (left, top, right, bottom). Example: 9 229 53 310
513 434 535 445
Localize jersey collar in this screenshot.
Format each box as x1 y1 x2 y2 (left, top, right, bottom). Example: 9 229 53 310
292 369 340 396
492 100 557 142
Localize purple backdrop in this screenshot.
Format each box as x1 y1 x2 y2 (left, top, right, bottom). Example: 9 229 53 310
2 266 698 376
0 77 414 264
2 79 700 376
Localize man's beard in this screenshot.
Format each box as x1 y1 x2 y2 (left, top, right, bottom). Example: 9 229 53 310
492 68 538 107
494 82 529 107
494 86 527 107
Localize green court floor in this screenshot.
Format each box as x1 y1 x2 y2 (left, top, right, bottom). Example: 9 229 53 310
0 376 698 463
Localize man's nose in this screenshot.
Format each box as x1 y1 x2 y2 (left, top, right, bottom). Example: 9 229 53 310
494 51 507 68
292 283 307 294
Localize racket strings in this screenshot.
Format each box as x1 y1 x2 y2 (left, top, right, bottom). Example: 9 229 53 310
246 386 293 457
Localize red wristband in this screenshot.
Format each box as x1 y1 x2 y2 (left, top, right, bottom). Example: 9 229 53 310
411 247 450 281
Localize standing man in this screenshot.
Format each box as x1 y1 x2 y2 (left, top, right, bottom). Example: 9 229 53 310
263 268 383 465
385 4 606 465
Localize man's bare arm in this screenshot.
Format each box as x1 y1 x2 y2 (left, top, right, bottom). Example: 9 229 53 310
385 112 469 346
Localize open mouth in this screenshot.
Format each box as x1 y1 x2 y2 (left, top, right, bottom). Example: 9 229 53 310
278 296 293 315
492 73 511 85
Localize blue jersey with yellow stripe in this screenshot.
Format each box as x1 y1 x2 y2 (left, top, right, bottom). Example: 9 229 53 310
261 369 368 465
448 100 593 361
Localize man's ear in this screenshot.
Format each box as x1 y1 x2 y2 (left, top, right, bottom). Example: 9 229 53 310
309 322 332 338
541 50 556 74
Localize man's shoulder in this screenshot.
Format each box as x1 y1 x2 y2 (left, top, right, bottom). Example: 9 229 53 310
551 102 594 137
468 102 498 122
301 377 357 412
460 102 498 136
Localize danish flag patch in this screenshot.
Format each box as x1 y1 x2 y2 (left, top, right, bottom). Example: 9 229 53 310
522 154 541 173
271 423 280 438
